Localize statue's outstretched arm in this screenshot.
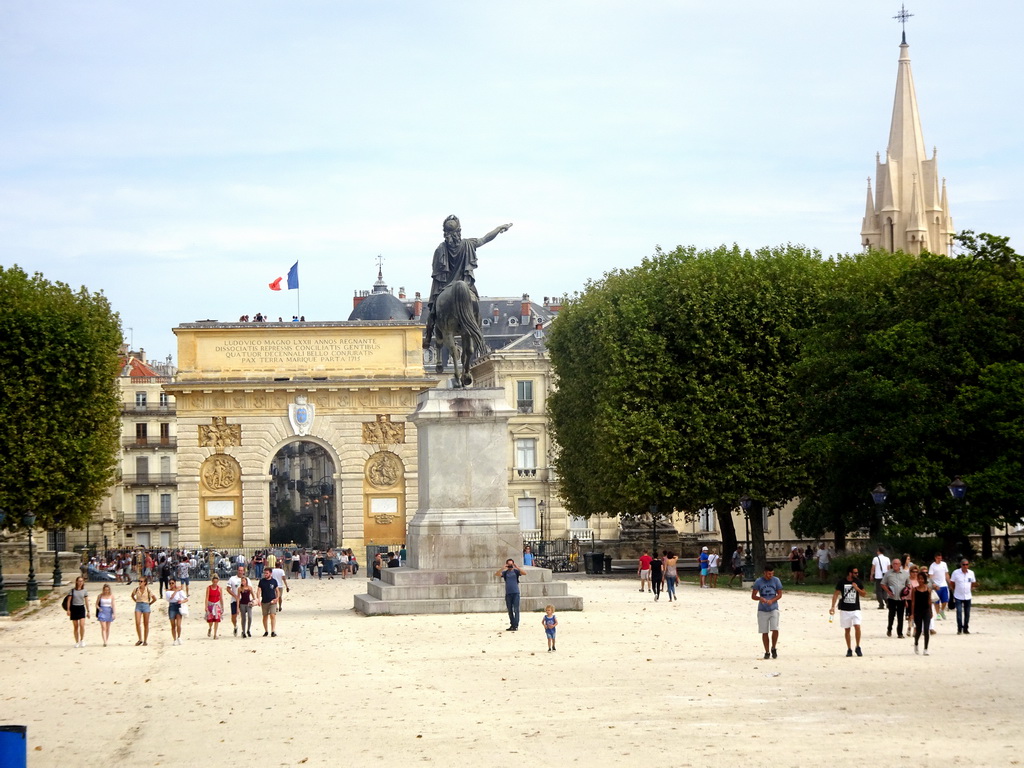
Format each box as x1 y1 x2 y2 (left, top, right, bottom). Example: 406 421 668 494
478 222 513 245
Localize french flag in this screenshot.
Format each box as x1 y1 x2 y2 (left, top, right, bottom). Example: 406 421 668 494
269 262 299 291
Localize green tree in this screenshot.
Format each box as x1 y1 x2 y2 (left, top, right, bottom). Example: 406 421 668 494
793 233 1024 556
0 266 122 532
548 245 830 570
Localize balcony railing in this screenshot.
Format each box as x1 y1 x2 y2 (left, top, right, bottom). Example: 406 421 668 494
510 467 554 483
123 437 177 449
122 512 177 526
516 400 534 414
122 403 176 414
121 473 177 486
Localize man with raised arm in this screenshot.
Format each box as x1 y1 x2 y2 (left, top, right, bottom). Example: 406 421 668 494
423 215 512 347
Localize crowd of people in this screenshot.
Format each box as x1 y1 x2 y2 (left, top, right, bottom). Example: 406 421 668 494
61 544 415 648
626 543 980 660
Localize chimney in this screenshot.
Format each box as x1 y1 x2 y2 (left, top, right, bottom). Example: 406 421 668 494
398 287 406 299
521 294 531 324
413 291 422 319
353 290 365 310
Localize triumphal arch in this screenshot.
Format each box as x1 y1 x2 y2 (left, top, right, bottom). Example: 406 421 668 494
167 322 438 550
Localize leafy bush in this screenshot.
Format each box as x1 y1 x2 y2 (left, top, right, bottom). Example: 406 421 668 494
972 560 1024 591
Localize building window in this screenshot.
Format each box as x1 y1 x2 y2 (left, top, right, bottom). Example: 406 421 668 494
135 391 147 408
136 531 151 548
515 438 537 477
135 423 148 443
569 515 589 530
46 529 67 552
160 455 171 478
516 380 534 413
160 493 172 523
698 507 715 533
135 456 149 481
135 494 150 523
159 392 170 407
517 498 537 530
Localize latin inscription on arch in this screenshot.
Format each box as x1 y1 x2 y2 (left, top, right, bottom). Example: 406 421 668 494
212 337 382 366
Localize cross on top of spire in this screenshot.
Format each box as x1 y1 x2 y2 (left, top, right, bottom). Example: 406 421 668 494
375 253 385 277
893 4 913 44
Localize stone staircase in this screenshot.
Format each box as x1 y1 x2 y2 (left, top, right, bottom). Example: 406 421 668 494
354 566 583 616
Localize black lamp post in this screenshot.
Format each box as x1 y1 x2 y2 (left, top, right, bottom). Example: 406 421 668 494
24 512 38 603
870 483 888 534
0 508 8 616
649 504 659 557
52 530 62 588
538 500 546 543
947 476 967 501
870 483 888 506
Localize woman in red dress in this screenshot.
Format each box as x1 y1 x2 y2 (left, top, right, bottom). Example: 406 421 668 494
205 575 224 639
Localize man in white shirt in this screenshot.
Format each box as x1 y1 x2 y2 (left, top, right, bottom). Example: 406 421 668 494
928 553 951 620
227 565 244 637
949 558 978 634
870 547 892 609
270 564 290 610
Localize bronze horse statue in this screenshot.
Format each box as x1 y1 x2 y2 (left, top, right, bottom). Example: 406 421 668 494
431 279 487 387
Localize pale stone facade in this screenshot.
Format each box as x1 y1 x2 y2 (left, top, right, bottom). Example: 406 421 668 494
167 322 438 551
861 33 955 256
64 350 178 553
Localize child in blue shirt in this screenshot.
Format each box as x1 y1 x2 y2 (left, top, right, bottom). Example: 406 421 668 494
542 604 558 652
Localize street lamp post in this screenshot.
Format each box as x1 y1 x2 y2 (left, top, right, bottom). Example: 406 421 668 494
52 530 62 588
538 500 546 545
870 483 888 534
947 476 968 560
0 508 8 616
649 504 659 558
24 513 38 604
947 476 967 501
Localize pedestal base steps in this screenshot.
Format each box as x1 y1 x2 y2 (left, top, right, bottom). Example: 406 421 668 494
354 566 583 616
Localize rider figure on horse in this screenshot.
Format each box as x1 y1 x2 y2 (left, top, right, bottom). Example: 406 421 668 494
423 215 513 349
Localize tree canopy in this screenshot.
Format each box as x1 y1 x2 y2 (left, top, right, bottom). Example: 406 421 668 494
548 244 830 569
793 233 1024 555
0 266 122 532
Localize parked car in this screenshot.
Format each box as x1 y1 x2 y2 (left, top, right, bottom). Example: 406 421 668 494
86 564 115 582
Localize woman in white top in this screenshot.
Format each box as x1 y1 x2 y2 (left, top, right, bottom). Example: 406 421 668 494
96 584 116 647
165 578 188 646
66 576 90 648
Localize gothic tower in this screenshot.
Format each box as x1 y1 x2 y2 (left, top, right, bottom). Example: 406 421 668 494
861 28 955 255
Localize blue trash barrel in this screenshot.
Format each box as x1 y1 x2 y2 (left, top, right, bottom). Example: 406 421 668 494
0 725 26 768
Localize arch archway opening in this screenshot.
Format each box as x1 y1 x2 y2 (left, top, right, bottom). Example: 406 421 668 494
269 441 336 548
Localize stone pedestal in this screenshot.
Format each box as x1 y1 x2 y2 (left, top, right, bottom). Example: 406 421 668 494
355 388 582 615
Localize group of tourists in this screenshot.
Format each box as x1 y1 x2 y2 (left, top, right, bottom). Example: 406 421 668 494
63 562 293 648
749 548 979 660
634 550 685 601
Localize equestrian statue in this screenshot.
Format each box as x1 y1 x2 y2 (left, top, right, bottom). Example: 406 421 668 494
424 215 512 387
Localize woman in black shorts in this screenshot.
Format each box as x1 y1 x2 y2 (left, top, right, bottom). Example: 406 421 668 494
66 576 90 648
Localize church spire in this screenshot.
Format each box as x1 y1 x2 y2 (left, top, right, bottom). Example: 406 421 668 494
860 8 954 256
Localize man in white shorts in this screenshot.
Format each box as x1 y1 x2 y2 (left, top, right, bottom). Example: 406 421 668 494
829 566 867 657
751 564 783 659
927 553 950 620
707 550 721 588
637 550 653 593
227 564 244 637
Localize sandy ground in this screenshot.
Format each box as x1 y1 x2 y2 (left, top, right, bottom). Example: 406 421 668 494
1 573 1022 768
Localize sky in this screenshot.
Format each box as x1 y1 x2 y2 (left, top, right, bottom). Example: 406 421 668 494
2 1 1022 362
